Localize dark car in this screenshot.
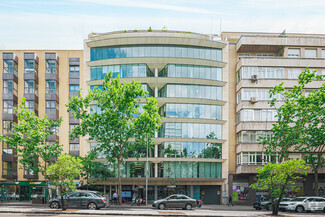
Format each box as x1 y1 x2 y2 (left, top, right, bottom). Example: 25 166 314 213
49 190 107 210
152 194 197 210
253 197 292 210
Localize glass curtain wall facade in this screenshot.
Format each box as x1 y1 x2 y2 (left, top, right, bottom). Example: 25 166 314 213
87 31 226 204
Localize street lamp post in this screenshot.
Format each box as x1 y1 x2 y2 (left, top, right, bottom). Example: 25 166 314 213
145 133 149 206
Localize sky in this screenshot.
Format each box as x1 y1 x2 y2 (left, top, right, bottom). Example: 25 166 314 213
1 0 325 50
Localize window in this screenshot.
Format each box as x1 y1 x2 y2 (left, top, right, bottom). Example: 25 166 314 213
26 101 37 113
237 67 284 82
305 49 317 58
49 126 59 136
322 50 325 58
3 162 17 176
256 53 274 57
288 48 300 58
46 60 57 74
236 88 283 103
70 124 78 131
46 101 58 114
46 80 58 94
237 131 271 143
3 80 17 95
69 85 79 92
288 68 301 79
3 143 13 155
24 80 38 95
24 60 38 74
3 121 14 134
3 101 16 114
70 143 80 151
237 152 278 165
238 53 250 59
3 60 18 76
237 109 277 122
69 66 79 73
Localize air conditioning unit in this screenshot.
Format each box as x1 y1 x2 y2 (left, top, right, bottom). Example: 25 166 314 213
250 97 258 104
251 74 258 82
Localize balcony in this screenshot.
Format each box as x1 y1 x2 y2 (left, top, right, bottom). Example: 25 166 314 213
236 143 264 154
69 112 79 124
3 73 18 83
236 57 325 72
236 35 325 53
2 113 17 122
236 122 274 133
46 109 59 121
69 150 80 157
45 73 59 83
236 165 260 174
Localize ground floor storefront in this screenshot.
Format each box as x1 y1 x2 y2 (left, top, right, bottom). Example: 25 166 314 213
229 174 325 205
80 184 223 205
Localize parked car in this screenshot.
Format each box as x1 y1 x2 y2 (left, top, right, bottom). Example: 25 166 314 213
152 194 197 210
279 197 325 213
253 197 292 210
49 190 107 210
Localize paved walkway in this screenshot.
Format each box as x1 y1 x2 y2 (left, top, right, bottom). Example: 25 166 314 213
0 201 323 216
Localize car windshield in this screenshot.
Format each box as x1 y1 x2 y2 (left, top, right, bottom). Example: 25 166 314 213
92 192 104 198
290 198 306 202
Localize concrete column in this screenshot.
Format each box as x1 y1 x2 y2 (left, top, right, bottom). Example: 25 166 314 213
154 87 158 98
155 163 158 178
248 175 256 203
154 68 158 77
104 185 106 195
228 174 233 197
304 174 314 196
109 185 112 198
154 186 158 201
190 185 193 198
154 144 158 157
155 131 158 138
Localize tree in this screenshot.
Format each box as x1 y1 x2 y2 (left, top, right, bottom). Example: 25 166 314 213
67 72 161 205
250 159 309 215
261 69 325 195
47 154 83 211
0 98 62 178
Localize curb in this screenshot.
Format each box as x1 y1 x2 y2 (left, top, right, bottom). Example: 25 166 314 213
0 210 226 217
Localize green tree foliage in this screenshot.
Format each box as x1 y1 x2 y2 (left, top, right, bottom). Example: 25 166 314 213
67 72 161 204
250 159 309 215
0 98 62 178
260 69 325 195
47 154 83 211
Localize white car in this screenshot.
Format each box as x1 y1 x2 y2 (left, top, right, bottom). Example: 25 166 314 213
279 197 325 213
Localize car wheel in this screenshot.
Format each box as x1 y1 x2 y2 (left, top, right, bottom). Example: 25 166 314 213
158 203 165 210
185 203 192 210
295 205 304 213
88 202 97 210
50 201 60 209
255 207 261 210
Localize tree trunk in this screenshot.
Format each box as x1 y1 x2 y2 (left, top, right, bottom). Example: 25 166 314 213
314 168 319 196
60 185 66 211
118 159 122 205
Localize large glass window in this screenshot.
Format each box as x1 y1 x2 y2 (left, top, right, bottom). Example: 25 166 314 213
24 60 38 75
46 60 58 74
46 101 58 114
160 103 222 120
237 152 279 165
3 80 17 95
91 45 222 62
160 162 222 178
90 64 153 80
69 143 80 151
26 101 37 113
237 131 270 143
3 121 14 134
46 80 58 95
3 101 16 114
237 88 283 103
159 84 222 101
3 60 18 76
236 109 277 123
24 80 38 95
159 142 222 159
237 67 284 82
159 122 222 139
159 64 222 81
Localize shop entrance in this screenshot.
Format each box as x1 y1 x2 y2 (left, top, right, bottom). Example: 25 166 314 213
19 186 29 200
200 185 221 204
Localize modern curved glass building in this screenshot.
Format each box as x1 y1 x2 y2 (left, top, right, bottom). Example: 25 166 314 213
83 30 229 204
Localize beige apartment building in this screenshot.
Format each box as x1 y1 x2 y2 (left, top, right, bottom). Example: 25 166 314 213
0 30 324 204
